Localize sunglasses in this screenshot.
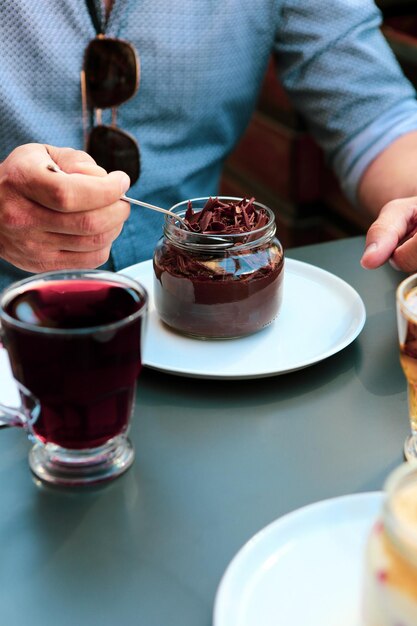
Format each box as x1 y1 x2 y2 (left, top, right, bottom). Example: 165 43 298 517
81 35 141 184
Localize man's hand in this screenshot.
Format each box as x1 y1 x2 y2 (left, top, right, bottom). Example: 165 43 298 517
358 131 417 273
0 143 131 273
360 197 417 272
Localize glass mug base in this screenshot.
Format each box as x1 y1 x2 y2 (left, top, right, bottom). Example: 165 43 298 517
28 434 135 487
404 433 417 463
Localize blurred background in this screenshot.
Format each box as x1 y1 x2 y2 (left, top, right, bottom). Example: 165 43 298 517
220 0 417 248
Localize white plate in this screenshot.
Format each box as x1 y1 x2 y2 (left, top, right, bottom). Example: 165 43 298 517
121 258 366 379
213 492 383 626
0 348 19 407
0 348 20 426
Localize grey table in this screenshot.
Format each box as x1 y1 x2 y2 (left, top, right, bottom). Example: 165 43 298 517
0 236 409 625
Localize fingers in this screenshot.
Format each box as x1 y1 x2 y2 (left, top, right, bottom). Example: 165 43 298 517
53 201 130 236
361 198 417 271
7 247 114 274
45 146 108 177
21 199 131 236
23 225 123 253
38 166 131 213
1 223 123 273
5 144 131 212
390 231 417 273
0 143 133 273
0 211 125 270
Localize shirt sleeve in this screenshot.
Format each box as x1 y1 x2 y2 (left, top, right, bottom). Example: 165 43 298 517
274 0 417 204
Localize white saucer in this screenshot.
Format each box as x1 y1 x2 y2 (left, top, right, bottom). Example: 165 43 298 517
213 492 383 626
121 258 366 379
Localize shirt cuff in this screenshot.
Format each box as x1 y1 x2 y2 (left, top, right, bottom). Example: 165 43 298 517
331 99 417 206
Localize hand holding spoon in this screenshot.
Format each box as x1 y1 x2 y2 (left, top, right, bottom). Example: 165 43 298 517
46 163 190 229
46 163 233 246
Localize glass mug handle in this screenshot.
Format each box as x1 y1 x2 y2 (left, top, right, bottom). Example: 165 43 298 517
0 324 40 431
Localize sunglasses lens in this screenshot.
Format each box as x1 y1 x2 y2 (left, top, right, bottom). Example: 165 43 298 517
87 125 141 184
84 39 138 109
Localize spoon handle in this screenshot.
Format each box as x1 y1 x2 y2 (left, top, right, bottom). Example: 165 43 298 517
46 163 188 229
120 195 188 227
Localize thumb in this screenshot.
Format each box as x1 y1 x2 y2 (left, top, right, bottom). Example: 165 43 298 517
360 199 417 269
45 145 108 177
360 225 399 269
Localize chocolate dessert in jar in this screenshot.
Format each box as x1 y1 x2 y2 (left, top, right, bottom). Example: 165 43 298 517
362 463 417 625
153 196 284 339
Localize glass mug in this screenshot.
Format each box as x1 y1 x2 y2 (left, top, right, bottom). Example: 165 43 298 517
362 463 417 625
0 270 148 487
396 273 417 461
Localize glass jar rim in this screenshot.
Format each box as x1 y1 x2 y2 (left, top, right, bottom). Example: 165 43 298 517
397 273 417 322
164 196 279 252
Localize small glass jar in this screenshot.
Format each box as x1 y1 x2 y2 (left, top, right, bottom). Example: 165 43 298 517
362 463 417 625
153 197 284 339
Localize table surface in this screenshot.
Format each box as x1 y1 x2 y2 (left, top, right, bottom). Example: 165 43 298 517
0 236 409 626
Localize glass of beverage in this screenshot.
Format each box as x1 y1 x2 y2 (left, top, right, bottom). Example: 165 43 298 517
0 269 148 486
362 462 417 624
396 273 417 462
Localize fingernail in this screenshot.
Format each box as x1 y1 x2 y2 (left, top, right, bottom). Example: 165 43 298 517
120 174 130 194
363 242 377 257
47 162 63 173
389 258 401 271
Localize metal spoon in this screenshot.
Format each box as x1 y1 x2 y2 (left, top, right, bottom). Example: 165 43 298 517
122 197 233 247
46 163 189 229
46 163 233 247
119 195 191 229
125 196 233 247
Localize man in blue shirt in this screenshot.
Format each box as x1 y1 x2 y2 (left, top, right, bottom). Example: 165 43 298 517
0 0 417 288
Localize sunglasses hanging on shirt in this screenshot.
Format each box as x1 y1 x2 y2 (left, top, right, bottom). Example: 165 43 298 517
81 0 141 183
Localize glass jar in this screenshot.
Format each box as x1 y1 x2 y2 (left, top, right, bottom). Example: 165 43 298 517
363 463 417 625
152 197 284 339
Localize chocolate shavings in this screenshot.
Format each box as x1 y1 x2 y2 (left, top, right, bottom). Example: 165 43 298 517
183 197 269 234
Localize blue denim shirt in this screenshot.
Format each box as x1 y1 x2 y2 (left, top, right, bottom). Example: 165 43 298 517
1 0 417 288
